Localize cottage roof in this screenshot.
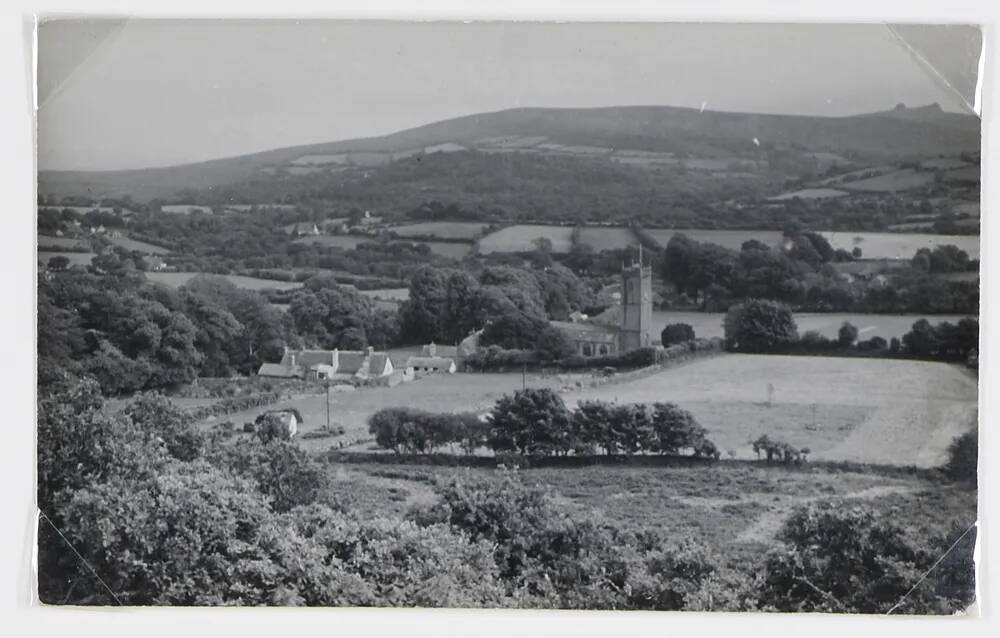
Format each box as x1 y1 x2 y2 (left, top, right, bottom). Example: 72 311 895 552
405 356 455 370
280 349 337 368
369 353 391 373
257 362 302 378
337 351 367 374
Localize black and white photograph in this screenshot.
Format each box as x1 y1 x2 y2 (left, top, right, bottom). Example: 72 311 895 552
30 18 983 615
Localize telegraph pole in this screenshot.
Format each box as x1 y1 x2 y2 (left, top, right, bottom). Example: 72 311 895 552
326 383 331 431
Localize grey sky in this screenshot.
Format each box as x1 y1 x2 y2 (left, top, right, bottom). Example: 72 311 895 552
37 21 980 171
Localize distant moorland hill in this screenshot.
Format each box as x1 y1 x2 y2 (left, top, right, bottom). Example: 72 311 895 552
38 103 980 204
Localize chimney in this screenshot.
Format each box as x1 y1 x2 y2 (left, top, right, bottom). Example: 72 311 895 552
428 342 436 356
366 346 374 357
290 353 296 367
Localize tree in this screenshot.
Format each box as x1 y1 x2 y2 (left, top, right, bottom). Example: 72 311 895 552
837 321 859 347
488 388 574 457
42 461 324 605
758 501 975 613
723 299 798 352
534 325 575 361
47 255 70 271
208 437 328 513
661 323 695 346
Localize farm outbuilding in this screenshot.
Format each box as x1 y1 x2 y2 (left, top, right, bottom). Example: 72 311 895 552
405 356 457 375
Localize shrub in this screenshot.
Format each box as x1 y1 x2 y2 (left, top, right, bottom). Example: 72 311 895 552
943 429 977 483
487 388 574 457
661 323 696 346
759 501 975 613
837 321 859 347
723 299 798 352
889 336 901 353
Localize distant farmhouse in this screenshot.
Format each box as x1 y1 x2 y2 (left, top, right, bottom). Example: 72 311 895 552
258 347 393 381
550 260 653 356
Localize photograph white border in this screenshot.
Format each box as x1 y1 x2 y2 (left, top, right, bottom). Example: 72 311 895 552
2 2 997 636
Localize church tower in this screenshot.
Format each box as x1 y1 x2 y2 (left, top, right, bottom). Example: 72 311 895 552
619 249 652 351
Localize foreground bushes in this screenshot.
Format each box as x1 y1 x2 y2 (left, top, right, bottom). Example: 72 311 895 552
369 388 718 459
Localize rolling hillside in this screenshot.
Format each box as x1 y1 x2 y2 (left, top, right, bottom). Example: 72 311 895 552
38 104 980 202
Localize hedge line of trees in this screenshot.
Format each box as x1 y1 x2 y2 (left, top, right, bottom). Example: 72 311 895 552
723 299 978 364
662 232 978 315
369 389 719 459
464 338 724 372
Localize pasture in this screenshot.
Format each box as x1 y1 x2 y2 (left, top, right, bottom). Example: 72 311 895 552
388 221 488 239
578 226 637 251
768 188 849 201
37 235 89 250
562 354 977 467
109 236 170 255
477 225 575 253
294 235 472 259
840 168 935 192
145 271 304 291
821 231 980 260
38 251 95 267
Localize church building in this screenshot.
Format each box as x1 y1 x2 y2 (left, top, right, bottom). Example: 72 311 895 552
550 258 653 356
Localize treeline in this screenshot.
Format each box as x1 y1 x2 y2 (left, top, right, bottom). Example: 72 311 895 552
369 388 719 459
662 232 978 315
464 338 723 373
723 299 978 364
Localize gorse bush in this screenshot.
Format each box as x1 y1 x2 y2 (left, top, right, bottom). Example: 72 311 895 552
407 473 728 610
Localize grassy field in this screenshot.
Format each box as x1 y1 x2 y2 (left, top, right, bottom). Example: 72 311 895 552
650 310 971 342
478 225 575 253
562 354 978 467
821 231 980 260
109 236 170 255
292 235 370 250
145 271 304 291
294 235 471 259
841 168 935 192
388 221 488 239
37 235 89 250
578 226 637 251
768 188 849 201
38 251 95 267
358 288 410 301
